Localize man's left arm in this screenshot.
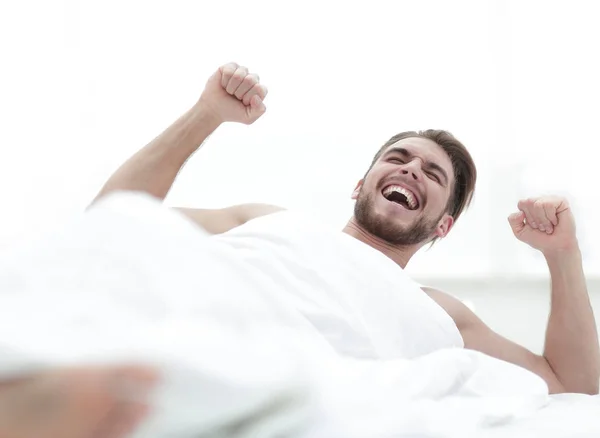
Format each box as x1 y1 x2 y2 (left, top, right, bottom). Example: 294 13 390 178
513 196 599 394
426 282 598 395
426 196 599 395
542 247 599 394
424 287 566 393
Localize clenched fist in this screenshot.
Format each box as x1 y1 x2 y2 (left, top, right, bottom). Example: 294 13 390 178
198 62 268 125
508 196 578 255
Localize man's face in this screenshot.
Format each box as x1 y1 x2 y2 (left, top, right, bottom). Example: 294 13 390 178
352 137 455 246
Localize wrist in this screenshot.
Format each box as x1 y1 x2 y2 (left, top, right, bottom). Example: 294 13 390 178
544 244 582 268
191 100 223 131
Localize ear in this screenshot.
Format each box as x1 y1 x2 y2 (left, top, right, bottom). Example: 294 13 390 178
434 213 454 239
351 179 364 200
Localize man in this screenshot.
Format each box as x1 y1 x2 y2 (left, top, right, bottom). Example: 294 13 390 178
1 61 599 438
94 62 599 395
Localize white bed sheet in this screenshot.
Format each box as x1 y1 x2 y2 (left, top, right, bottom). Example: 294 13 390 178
0 192 598 438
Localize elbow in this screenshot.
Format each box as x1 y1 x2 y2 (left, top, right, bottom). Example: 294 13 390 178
585 381 599 396
544 357 600 395
578 384 599 396
578 369 600 395
553 379 599 395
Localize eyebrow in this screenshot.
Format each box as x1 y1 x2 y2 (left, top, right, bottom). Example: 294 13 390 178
384 147 449 186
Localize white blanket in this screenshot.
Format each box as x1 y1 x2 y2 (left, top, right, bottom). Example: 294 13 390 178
0 192 598 438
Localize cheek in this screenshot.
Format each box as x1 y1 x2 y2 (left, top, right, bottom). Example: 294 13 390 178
426 189 449 212
360 178 380 195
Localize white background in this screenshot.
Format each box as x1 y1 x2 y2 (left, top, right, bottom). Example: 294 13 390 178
0 0 599 287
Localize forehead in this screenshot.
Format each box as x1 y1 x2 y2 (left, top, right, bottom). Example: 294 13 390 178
381 137 454 175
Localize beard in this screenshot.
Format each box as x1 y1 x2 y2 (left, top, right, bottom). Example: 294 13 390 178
354 191 441 246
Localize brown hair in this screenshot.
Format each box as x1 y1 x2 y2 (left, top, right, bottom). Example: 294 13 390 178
367 129 477 224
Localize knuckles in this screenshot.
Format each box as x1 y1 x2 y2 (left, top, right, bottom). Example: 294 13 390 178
220 64 262 94
243 74 259 85
518 196 568 210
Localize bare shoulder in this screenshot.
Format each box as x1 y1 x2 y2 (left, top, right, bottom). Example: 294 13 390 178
175 203 285 235
422 288 564 393
421 286 479 330
230 203 286 223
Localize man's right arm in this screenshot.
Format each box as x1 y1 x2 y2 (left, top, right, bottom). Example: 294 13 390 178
91 62 268 205
92 105 221 204
175 203 284 234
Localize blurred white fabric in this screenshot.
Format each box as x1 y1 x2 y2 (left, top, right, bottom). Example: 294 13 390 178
0 192 597 438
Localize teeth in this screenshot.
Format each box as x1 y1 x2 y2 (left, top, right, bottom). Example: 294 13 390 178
383 185 418 209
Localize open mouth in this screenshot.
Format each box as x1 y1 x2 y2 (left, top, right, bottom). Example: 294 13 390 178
382 185 419 210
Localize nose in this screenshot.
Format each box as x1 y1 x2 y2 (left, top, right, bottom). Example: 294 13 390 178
399 158 423 181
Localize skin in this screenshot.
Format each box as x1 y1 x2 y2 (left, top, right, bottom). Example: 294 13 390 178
0 64 267 438
343 138 600 395
344 137 454 268
91 62 599 395
0 365 158 438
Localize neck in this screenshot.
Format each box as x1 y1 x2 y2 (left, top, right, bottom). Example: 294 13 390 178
342 217 420 268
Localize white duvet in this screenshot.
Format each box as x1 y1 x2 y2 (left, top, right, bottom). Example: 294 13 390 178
0 192 598 438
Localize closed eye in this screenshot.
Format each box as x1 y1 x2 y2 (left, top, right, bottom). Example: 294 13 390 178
382 147 449 187
389 157 405 164
390 157 441 183
426 171 441 184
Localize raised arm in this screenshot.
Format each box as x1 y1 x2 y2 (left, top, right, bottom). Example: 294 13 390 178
92 62 268 203
425 196 599 395
509 196 599 394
